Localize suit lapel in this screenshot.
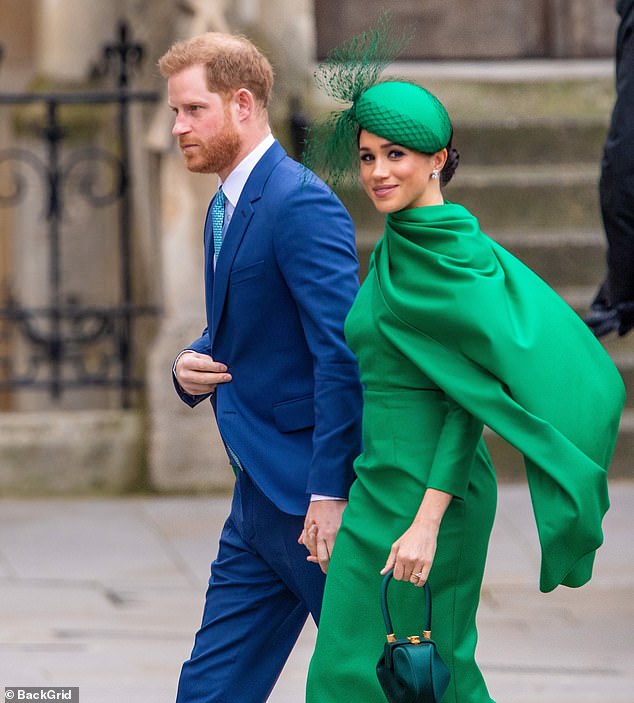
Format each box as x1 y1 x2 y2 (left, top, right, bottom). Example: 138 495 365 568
203 199 216 333
209 141 286 345
210 199 255 343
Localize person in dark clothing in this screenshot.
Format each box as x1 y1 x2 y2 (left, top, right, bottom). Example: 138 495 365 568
585 0 634 337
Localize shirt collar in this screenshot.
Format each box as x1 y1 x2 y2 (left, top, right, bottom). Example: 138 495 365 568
219 133 276 209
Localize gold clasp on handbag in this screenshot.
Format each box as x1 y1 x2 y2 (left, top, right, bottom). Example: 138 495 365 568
405 629 432 643
377 571 451 703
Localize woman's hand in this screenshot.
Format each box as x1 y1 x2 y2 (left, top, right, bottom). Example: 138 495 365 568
380 488 453 586
380 519 439 586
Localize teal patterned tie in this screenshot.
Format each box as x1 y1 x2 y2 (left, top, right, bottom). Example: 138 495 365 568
212 186 225 262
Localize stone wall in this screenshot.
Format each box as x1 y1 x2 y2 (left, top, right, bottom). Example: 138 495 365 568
0 0 623 494
315 0 618 59
0 409 144 495
0 0 37 87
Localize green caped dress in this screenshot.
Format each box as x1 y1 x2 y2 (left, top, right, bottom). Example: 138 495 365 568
306 203 625 703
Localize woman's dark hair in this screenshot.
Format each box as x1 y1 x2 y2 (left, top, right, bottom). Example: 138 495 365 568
440 137 459 187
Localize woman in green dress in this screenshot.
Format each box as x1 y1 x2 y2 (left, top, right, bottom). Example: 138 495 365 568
301 28 626 703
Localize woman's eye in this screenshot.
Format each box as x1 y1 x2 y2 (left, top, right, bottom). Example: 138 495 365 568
388 149 405 159
360 153 374 162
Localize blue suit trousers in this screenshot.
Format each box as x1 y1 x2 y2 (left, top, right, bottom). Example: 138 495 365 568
175 470 326 702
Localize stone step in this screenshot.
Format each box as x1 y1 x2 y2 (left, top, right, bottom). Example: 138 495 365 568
310 60 615 121
610 352 634 399
389 60 615 121
490 230 606 288
314 61 612 235
408 63 613 168
340 163 602 240
446 163 602 231
558 285 634 349
485 407 634 481
512 283 634 360
454 117 607 167
558 284 603 317
310 61 613 169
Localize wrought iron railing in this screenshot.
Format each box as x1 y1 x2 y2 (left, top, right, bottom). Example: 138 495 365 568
0 21 160 408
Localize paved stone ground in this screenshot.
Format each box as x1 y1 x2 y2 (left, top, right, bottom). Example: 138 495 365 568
0 480 632 703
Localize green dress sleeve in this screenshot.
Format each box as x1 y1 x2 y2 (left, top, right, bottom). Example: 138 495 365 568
427 394 484 500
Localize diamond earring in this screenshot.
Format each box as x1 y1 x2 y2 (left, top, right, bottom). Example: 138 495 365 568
431 169 440 180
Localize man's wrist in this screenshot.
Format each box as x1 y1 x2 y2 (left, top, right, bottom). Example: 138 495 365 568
310 494 346 502
173 349 214 398
172 349 197 375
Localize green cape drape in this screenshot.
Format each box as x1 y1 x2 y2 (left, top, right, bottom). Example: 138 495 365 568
372 203 625 592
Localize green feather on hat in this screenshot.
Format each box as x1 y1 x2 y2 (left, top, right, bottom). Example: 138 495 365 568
304 12 452 187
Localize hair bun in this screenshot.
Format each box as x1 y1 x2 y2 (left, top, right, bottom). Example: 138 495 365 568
440 145 460 186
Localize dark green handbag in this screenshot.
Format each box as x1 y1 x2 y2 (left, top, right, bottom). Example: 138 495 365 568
376 570 450 703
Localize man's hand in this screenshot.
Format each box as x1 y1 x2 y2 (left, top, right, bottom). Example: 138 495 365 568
175 351 232 396
299 499 347 574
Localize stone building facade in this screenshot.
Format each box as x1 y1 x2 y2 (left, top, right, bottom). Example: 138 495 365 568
0 0 620 493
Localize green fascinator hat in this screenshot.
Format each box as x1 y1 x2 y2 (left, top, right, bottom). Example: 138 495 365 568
303 12 452 186
354 81 451 154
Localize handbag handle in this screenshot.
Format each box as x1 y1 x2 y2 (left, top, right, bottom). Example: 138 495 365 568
380 569 432 643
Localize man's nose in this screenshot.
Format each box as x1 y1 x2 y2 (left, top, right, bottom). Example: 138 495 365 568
172 113 190 136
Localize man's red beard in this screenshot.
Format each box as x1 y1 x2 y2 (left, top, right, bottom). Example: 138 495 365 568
180 120 242 175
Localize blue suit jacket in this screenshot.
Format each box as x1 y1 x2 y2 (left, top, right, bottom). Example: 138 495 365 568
176 141 362 515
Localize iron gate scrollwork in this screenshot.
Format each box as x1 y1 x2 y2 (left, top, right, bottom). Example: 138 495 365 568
0 21 160 408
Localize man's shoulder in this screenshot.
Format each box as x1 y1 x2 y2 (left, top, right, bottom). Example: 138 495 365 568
270 155 337 200
244 142 349 221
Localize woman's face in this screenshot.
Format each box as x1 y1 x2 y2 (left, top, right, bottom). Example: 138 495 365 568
358 130 446 214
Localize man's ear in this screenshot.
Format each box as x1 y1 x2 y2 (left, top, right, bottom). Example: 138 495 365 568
233 88 255 121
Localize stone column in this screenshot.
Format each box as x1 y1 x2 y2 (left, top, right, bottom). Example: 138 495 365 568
36 0 120 79
146 1 232 492
0 115 12 411
147 154 231 492
233 0 316 137
146 0 318 492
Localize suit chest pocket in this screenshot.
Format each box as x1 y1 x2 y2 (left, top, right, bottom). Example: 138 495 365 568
230 260 265 286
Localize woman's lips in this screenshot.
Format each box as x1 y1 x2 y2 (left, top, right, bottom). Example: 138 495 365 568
373 185 397 197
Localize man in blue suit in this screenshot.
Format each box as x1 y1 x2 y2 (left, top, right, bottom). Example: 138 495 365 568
159 31 362 702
